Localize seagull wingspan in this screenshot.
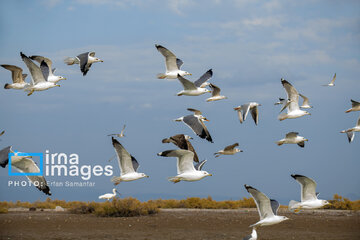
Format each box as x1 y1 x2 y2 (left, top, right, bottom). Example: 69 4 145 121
112 137 136 175
291 174 317 202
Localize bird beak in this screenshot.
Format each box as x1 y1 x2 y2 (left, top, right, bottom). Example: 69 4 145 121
204 119 210 122
63 78 67 80
305 139 309 141
209 174 213 176
146 175 150 178
56 85 61 87
188 73 192 76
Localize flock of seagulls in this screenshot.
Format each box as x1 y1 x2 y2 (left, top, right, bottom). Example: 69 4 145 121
1 44 358 239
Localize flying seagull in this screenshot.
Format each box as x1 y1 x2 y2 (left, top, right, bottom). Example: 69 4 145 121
214 143 243 158
110 137 149 185
206 83 227 102
0 146 51 195
274 98 292 113
108 124 126 138
243 227 257 240
289 174 330 213
30 55 66 83
174 108 213 143
340 116 360 143
162 134 199 162
98 188 120 201
244 184 289 227
155 44 191 79
64 51 103 76
299 94 313 109
234 102 261 125
1 65 29 90
345 99 360 113
157 149 212 183
176 70 212 96
21 52 60 96
276 132 308 148
278 79 310 121
322 73 336 87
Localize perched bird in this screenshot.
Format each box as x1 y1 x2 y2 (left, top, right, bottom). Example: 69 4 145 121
214 143 243 158
21 52 60 96
155 44 191 79
322 73 336 87
243 227 257 240
176 70 212 96
276 132 308 148
244 184 289 227
64 51 103 76
206 83 227 102
110 138 149 185
0 146 51 195
299 94 313 109
157 149 212 183
278 79 311 121
289 174 330 213
98 188 120 201
30 55 66 83
234 102 261 125
1 65 29 89
174 108 213 143
108 124 126 138
345 99 360 113
274 98 292 113
340 116 360 143
162 134 199 162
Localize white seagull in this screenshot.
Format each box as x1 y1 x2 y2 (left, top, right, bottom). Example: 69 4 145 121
206 83 227 102
157 149 212 183
0 146 51 195
322 73 336 86
108 124 126 138
110 137 149 185
214 143 243 158
30 55 66 83
64 51 103 76
289 174 330 213
98 188 120 201
340 116 360 143
243 227 257 240
1 64 29 90
299 94 313 109
155 44 191 79
345 99 360 113
176 69 212 96
244 184 289 227
276 132 308 148
174 108 213 143
162 134 199 163
21 52 60 96
278 79 310 121
234 102 261 125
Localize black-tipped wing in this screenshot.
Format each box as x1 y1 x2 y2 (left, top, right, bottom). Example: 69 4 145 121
209 83 221 97
194 69 213 87
155 45 178 72
351 99 360 108
0 146 11 168
177 74 197 90
1 64 25 83
112 137 136 174
224 143 239 151
162 134 199 162
77 52 90 76
183 115 212 142
30 55 53 75
250 106 259 125
194 159 207 171
40 61 50 81
291 174 317 202
281 79 300 111
176 58 183 69
244 184 274 220
20 52 46 84
270 199 280 215
187 108 202 115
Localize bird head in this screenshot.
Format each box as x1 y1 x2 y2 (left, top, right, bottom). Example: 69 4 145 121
184 135 193 140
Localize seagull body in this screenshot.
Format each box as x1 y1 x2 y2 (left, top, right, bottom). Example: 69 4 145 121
174 108 213 143
322 73 336 87
340 117 360 143
108 125 126 138
299 94 313 109
206 83 227 102
214 143 243 158
234 102 261 125
276 132 308 148
176 70 212 96
162 134 199 162
1 64 29 89
243 228 257 240
289 174 330 213
0 146 51 195
245 184 289 227
21 52 60 96
155 44 191 79
345 99 360 113
64 51 103 76
110 138 149 185
99 188 119 201
30 55 66 83
278 79 310 121
157 149 212 183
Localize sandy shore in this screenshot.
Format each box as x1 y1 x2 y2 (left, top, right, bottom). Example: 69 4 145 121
0 208 359 240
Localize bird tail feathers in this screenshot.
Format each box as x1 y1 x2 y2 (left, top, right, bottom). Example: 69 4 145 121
4 83 10 89
288 200 300 211
168 177 181 183
276 140 284 146
64 57 77 65
111 176 121 185
157 73 167 79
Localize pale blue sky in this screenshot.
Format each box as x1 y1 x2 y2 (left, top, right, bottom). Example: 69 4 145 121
0 0 359 203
